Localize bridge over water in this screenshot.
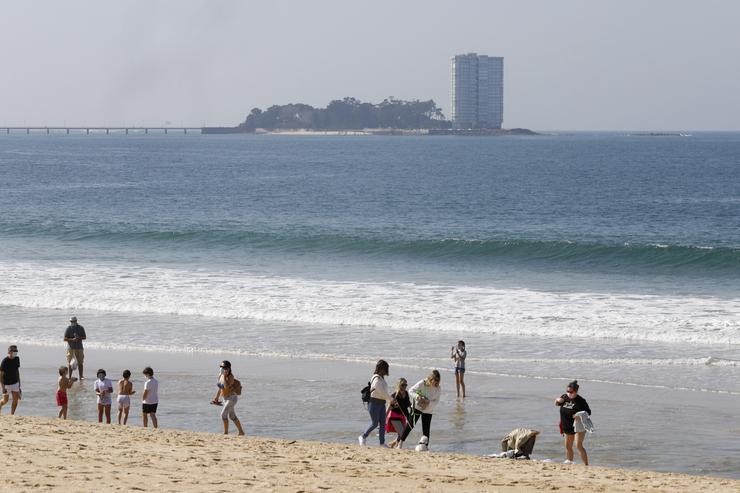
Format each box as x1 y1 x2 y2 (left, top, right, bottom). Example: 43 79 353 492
1 126 203 135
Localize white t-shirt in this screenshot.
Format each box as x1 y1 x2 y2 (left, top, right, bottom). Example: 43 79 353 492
143 377 159 404
94 378 114 405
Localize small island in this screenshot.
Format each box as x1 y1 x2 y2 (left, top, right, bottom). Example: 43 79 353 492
202 97 536 136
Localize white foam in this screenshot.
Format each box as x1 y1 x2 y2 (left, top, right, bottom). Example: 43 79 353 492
1 260 738 345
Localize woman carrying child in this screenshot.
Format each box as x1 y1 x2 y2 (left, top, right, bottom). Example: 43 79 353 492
211 360 245 436
117 369 135 425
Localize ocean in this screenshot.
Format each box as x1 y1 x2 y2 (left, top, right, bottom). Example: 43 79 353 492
0 132 738 477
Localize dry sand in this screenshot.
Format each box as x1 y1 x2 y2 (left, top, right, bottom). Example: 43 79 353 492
1 416 737 492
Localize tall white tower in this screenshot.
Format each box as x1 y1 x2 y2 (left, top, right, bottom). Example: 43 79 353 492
451 53 504 129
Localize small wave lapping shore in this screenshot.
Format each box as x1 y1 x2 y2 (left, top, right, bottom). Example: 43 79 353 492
3 416 739 492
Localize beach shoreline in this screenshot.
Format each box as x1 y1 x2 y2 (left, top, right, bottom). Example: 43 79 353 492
2 415 738 492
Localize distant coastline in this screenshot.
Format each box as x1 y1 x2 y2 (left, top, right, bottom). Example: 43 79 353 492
202 127 539 136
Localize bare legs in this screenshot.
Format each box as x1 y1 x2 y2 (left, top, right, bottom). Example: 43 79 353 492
143 412 158 428
98 404 111 423
564 432 588 465
0 392 21 415
455 371 466 398
118 406 130 425
222 417 245 436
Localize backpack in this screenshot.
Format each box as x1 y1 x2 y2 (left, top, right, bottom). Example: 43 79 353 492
361 375 378 403
361 381 372 403
231 378 242 396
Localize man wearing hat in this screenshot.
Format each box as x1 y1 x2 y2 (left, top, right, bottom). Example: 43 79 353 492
64 316 87 380
0 345 21 414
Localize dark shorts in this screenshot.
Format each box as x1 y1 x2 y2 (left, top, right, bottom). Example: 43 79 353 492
455 367 465 374
142 403 158 414
561 420 575 435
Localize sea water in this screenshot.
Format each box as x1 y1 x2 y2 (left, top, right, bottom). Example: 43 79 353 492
0 133 738 476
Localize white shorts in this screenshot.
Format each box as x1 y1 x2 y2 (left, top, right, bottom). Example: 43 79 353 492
3 383 20 392
117 395 131 408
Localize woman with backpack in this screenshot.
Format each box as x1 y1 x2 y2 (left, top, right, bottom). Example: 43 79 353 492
211 360 245 436
359 359 396 447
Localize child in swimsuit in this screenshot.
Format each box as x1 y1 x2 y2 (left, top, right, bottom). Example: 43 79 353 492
56 366 77 419
117 369 135 425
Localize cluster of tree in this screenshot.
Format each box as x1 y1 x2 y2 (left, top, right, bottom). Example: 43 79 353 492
239 97 452 131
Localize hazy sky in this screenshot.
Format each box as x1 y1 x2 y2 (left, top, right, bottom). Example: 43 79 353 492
1 1 739 130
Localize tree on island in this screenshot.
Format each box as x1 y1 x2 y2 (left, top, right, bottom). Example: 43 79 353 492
239 97 452 131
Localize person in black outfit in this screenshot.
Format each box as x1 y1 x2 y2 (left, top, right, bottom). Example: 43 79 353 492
0 345 21 415
387 378 412 448
555 380 591 465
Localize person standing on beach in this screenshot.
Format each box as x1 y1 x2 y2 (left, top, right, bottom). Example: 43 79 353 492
451 340 467 398
555 380 591 465
117 370 135 425
396 370 441 449
64 316 86 380
359 359 396 447
210 360 245 436
0 345 22 415
386 377 412 449
141 366 159 428
94 369 114 424
57 366 77 419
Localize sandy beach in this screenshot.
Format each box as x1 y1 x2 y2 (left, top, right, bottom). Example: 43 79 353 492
1 415 737 492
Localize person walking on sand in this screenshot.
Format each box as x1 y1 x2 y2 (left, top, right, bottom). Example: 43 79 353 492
64 316 86 380
117 370 135 425
451 340 467 398
396 370 441 450
57 366 77 419
556 380 592 465
210 360 245 436
0 345 22 415
386 377 412 448
94 369 114 424
141 366 159 428
359 359 396 447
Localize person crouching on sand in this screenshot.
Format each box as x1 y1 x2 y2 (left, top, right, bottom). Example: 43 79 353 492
94 369 114 423
396 370 441 450
359 359 396 447
211 360 245 436
117 369 135 425
57 366 77 419
555 380 592 465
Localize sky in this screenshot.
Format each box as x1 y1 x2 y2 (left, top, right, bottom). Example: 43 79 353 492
1 0 739 130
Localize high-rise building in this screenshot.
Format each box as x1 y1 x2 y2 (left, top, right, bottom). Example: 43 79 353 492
451 53 504 129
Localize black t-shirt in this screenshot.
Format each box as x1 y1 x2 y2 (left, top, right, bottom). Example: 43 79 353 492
391 391 412 420
558 394 591 426
64 324 86 349
0 357 20 385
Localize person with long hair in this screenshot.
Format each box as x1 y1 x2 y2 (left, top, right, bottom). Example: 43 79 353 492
555 380 591 465
396 370 441 449
358 359 395 447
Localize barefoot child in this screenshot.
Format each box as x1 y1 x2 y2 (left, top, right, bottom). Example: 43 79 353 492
116 369 135 425
94 368 114 424
56 366 77 419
